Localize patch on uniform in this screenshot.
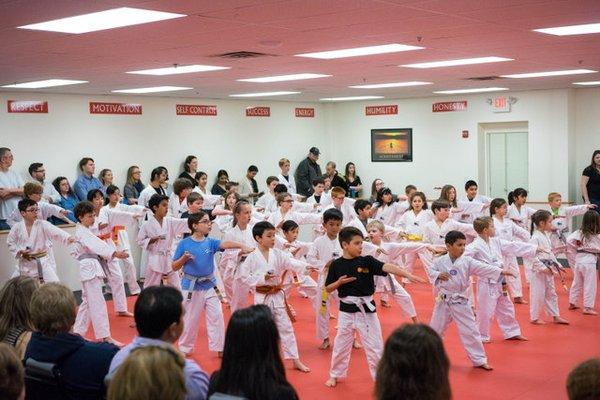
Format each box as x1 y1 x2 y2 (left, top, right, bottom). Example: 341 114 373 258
449 269 458 276
357 266 370 273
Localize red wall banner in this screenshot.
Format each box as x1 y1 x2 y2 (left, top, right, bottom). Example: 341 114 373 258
176 104 217 116
246 106 270 117
89 102 142 115
365 105 398 116
7 100 48 113
295 107 315 117
432 101 467 112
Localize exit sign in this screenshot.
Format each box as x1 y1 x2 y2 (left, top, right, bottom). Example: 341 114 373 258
491 96 511 113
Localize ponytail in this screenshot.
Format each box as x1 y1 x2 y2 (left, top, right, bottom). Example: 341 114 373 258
489 198 506 217
530 209 551 235
508 188 528 205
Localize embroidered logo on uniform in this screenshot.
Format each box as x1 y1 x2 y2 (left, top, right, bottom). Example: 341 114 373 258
449 269 458 276
332 252 340 257
414 222 419 226
357 266 370 273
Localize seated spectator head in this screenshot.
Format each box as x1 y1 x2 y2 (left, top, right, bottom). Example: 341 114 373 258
567 358 600 400
23 182 43 202
326 161 337 175
371 178 384 199
150 167 167 184
216 170 229 185
0 276 38 347
98 169 113 186
0 343 25 400
0 147 14 169
107 345 186 400
183 155 198 174
375 324 451 400
30 283 77 336
52 176 73 197
126 166 142 185
194 171 208 188
28 163 46 183
78 157 95 175
134 286 184 343
210 305 296 399
247 165 259 179
308 146 320 162
344 162 356 178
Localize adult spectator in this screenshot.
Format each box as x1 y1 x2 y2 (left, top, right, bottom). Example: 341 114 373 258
370 178 385 202
73 157 102 201
375 324 451 400
208 305 298 400
0 277 38 360
211 170 229 196
108 346 187 400
138 167 168 208
98 168 113 194
581 150 600 210
324 161 347 191
109 286 209 400
52 176 78 222
123 165 145 205
179 155 198 187
25 283 119 400
238 165 261 202
566 358 600 400
0 343 24 400
0 147 24 230
343 162 362 198
28 162 60 203
294 147 322 197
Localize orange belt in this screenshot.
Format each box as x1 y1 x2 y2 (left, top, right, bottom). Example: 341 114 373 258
97 232 111 241
256 271 297 322
112 225 125 244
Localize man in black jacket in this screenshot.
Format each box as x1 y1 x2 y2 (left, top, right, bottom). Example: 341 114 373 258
324 161 347 192
295 147 322 197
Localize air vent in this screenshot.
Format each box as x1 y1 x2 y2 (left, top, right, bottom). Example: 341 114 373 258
213 51 272 59
465 76 502 81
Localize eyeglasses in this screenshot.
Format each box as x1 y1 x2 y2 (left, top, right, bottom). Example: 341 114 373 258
35 169 45 173
282 199 294 203
25 208 39 213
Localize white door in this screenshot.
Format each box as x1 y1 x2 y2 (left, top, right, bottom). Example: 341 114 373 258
487 131 528 199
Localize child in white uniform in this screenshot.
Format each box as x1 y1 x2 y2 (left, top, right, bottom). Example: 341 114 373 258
507 188 537 231
458 180 491 224
373 187 404 226
398 192 434 276
173 211 252 356
322 187 357 227
137 194 189 289
324 226 424 387
547 192 595 255
566 210 600 315
168 178 193 217
239 221 313 373
268 193 322 229
70 201 129 346
525 210 569 325
429 230 515 370
7 199 74 283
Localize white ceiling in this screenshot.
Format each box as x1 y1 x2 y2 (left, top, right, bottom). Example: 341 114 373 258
1 0 600 101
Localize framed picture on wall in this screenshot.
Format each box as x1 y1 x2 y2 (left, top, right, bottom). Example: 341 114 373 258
371 128 413 162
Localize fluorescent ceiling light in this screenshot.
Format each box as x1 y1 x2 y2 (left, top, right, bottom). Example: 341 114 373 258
501 69 596 78
573 81 600 86
296 44 423 59
17 7 186 34
349 81 432 89
229 91 300 98
238 73 331 83
320 96 384 101
433 87 508 94
401 56 512 69
534 23 600 36
127 64 229 75
1 79 88 88
111 86 193 94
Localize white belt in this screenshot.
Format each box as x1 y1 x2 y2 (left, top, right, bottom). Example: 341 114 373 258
339 295 376 316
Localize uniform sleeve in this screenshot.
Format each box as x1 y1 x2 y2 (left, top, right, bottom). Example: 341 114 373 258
365 255 386 276
107 209 138 228
466 257 502 280
237 255 263 287
306 243 325 270
171 217 191 237
498 238 537 259
281 251 308 273
386 242 428 259
42 221 72 245
512 222 531 242
453 220 476 237
136 223 152 250
296 212 322 225
6 227 22 258
565 204 589 218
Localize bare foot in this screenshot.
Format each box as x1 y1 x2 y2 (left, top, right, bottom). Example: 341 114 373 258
319 338 330 350
218 351 223 358
353 339 362 349
531 319 545 325
482 338 491 344
513 297 528 304
583 308 598 315
476 363 493 371
553 316 569 324
129 322 137 328
380 300 391 308
329 313 337 319
568 303 580 310
325 377 337 387
293 359 311 373
220 298 229 305
507 335 528 341
103 337 124 347
117 311 134 317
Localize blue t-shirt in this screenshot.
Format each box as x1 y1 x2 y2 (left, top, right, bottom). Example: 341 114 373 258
173 236 222 291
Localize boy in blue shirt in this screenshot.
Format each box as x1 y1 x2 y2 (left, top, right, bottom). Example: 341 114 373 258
173 211 253 356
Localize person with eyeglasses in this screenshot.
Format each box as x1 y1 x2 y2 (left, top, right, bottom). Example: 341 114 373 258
123 165 145 205
27 162 60 203
0 147 24 231
7 199 75 284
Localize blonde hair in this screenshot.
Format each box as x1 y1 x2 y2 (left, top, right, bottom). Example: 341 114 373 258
30 283 76 336
331 186 346 198
278 158 290 167
107 346 186 400
23 182 43 198
473 217 493 234
0 277 38 341
366 220 385 233
548 192 561 202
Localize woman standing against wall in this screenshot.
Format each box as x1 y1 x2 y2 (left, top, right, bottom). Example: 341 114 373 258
344 162 362 198
178 155 198 187
581 150 600 211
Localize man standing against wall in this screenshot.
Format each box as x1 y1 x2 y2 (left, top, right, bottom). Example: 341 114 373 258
73 157 102 201
0 147 24 230
28 162 60 203
324 161 348 192
295 147 322 197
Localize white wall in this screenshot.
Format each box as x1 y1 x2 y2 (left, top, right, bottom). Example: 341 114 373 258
0 93 329 191
573 87 600 202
